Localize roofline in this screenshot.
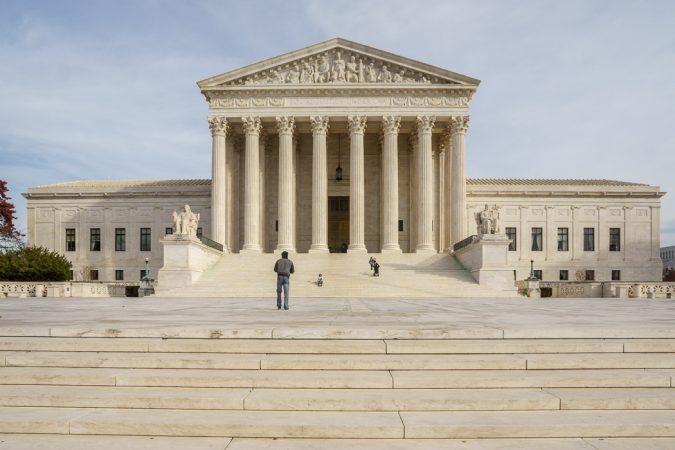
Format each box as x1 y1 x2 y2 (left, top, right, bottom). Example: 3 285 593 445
197 37 481 89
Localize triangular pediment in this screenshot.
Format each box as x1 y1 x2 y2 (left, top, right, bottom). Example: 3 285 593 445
198 38 480 89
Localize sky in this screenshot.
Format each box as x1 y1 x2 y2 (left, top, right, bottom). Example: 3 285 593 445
1 0 674 245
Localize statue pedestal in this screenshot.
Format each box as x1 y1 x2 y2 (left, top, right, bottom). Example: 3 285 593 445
454 234 515 292
156 235 222 293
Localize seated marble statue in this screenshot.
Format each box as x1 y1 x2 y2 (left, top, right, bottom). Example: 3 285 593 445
475 204 501 238
171 204 200 237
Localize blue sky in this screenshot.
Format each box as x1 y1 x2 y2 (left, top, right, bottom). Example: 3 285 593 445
1 0 674 245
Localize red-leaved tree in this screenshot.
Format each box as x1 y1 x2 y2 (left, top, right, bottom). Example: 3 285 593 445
0 180 23 249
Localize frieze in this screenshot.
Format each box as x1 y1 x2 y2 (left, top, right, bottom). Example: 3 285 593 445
208 94 472 109
223 48 454 87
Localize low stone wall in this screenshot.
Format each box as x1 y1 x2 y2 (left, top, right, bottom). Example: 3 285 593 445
1 282 139 298
535 281 675 299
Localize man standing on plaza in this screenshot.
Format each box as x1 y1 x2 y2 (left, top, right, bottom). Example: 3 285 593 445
274 251 295 310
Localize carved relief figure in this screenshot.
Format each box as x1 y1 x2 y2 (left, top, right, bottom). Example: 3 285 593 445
346 55 360 83
316 55 331 83
393 70 404 83
332 51 346 82
300 62 314 83
287 63 300 83
378 64 392 83
270 69 284 84
365 62 377 82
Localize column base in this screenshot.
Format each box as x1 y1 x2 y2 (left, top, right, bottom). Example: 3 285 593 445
348 244 367 254
240 246 262 254
274 247 296 255
415 245 437 255
381 245 402 254
309 245 329 254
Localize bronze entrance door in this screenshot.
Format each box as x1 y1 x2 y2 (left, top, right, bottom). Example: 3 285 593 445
328 196 349 253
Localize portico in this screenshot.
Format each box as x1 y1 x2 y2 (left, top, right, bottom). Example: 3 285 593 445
198 38 478 254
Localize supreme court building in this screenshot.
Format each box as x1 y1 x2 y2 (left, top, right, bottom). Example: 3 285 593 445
24 39 664 285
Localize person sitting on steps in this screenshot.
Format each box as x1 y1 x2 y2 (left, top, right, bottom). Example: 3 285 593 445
317 273 323 287
373 260 380 277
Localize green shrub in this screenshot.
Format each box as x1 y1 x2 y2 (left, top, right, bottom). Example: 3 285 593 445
0 246 72 281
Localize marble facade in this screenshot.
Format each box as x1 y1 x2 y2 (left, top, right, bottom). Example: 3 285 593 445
22 39 665 284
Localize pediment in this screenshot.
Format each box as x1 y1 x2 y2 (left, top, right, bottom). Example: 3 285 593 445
198 38 480 89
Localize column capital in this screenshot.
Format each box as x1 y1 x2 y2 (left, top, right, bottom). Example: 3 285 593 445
208 117 228 136
416 116 436 134
450 115 470 135
347 115 367 135
241 116 262 135
381 116 401 135
310 116 330 135
276 116 295 135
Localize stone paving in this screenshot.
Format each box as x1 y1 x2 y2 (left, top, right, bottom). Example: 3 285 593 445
0 296 674 338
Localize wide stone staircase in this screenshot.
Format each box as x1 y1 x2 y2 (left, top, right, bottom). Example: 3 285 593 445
160 252 514 298
1 329 675 448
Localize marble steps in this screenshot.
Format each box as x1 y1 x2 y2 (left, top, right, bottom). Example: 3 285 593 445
6 385 675 412
3 366 673 389
2 436 675 450
5 350 675 370
3 407 675 439
3 335 675 440
4 336 670 354
162 251 515 297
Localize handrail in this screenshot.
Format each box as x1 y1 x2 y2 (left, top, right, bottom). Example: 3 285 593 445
199 236 224 252
453 235 477 252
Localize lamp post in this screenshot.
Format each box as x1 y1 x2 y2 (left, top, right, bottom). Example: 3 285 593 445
139 257 155 297
528 259 535 280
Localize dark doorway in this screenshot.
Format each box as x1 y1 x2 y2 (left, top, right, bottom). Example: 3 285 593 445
328 196 349 253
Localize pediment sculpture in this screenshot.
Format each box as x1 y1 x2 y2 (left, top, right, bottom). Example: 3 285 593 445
171 205 200 237
227 48 451 86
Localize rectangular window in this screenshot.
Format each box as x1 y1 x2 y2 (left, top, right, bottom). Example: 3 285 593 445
609 228 621 251
115 270 124 281
506 227 517 251
560 270 569 281
398 220 404 232
531 227 543 251
584 228 595 251
533 270 542 280
115 228 126 252
140 228 151 252
197 227 203 238
585 270 595 281
612 270 621 281
165 227 173 235
557 227 569 251
90 228 101 252
89 270 99 281
65 228 76 252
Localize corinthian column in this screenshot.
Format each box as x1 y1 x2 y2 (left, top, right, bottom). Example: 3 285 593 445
259 132 267 252
416 116 436 253
208 116 228 251
348 115 367 253
276 116 296 253
241 116 262 253
450 115 470 246
442 126 453 252
381 116 401 253
309 116 329 253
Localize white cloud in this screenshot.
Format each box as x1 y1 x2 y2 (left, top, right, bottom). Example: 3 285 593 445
1 0 674 245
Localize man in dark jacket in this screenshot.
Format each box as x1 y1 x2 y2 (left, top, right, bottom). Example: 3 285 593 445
274 251 295 310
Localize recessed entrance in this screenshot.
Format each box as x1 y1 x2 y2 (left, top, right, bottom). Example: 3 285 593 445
328 196 349 253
